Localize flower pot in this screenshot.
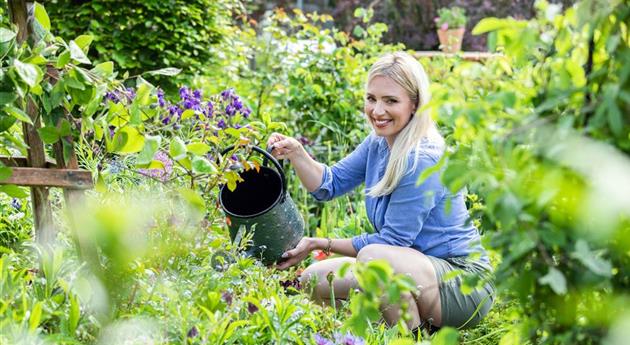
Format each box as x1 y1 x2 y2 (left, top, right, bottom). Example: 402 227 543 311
437 27 465 53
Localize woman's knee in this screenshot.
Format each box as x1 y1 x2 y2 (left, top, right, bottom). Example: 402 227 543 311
356 244 390 263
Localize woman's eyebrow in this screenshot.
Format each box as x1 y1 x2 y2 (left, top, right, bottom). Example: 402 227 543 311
365 93 399 99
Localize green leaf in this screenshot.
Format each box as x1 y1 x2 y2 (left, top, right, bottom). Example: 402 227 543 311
33 2 51 31
37 126 60 144
55 51 71 68
538 267 567 295
136 135 161 165
3 105 33 124
145 67 182 76
112 126 145 154
0 185 28 198
179 188 205 212
0 92 17 105
169 137 187 161
472 18 517 35
431 327 459 345
181 109 195 120
29 301 43 331
13 60 43 87
570 240 612 277
0 28 16 43
0 166 12 181
192 156 217 174
69 40 90 64
186 142 211 156
91 61 114 78
0 114 16 132
68 294 80 334
74 35 94 51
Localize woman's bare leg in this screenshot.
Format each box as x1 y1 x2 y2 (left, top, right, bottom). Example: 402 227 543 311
299 244 441 330
355 244 442 328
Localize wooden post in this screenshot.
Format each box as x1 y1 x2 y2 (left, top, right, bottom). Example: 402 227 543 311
8 0 55 244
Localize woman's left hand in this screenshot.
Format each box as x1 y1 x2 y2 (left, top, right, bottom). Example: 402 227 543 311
276 237 314 270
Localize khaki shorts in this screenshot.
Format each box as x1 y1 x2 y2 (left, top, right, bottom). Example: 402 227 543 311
427 256 495 328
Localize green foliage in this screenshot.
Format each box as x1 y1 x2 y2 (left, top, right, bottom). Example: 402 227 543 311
425 0 630 343
435 6 468 29
45 0 240 90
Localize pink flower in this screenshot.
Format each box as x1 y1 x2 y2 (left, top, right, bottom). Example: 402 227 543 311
440 23 449 31
434 17 439 22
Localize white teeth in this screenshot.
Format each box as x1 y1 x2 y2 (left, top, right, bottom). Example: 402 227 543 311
375 119 391 125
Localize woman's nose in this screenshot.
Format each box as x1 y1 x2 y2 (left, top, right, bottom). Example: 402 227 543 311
373 101 386 115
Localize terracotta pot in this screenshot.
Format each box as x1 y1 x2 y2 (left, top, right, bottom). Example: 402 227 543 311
437 27 465 53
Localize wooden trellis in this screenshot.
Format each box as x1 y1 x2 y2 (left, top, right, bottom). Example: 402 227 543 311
1 0 93 244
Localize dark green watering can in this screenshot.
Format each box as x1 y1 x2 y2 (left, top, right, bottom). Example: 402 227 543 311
219 145 304 265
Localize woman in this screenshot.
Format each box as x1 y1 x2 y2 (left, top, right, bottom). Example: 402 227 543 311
267 52 494 333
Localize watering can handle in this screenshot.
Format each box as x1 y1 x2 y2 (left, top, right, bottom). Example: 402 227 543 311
220 145 287 196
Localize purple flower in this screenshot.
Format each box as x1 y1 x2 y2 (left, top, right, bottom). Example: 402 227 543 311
125 87 136 101
183 99 195 109
247 302 259 314
334 332 365 345
104 91 120 103
137 151 173 182
232 98 243 111
179 86 190 100
157 88 166 107
217 119 226 129
186 326 198 338
10 198 21 210
193 89 202 100
225 104 236 117
220 88 235 101
206 101 214 117
233 124 242 129
222 291 233 305
241 107 251 118
161 115 171 125
314 333 334 345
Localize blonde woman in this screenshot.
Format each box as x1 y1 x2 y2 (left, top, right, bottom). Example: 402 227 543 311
267 51 494 334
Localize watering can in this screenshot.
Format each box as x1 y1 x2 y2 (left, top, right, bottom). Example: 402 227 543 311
219 145 304 265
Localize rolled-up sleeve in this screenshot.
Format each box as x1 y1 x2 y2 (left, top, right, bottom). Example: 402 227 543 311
352 153 445 252
310 136 371 201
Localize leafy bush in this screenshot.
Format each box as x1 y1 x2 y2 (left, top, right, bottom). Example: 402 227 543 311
425 0 630 343
45 0 240 90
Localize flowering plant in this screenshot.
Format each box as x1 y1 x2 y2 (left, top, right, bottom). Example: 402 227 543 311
434 6 467 30
98 83 264 201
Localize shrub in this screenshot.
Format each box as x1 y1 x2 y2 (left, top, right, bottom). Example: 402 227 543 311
45 0 240 90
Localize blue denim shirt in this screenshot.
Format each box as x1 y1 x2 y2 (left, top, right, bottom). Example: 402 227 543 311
311 134 488 263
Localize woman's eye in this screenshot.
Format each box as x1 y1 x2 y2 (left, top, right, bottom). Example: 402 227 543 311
386 99 397 104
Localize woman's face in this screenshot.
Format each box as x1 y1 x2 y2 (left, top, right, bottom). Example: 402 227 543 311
364 75 416 146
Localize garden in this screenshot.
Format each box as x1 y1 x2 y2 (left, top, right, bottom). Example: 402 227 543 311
0 0 628 344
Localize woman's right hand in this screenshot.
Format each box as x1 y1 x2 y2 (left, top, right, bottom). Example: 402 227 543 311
267 132 304 161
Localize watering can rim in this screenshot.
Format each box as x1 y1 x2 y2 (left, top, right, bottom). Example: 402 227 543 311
218 145 287 219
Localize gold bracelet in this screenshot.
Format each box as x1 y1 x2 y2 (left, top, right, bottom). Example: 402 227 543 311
324 237 332 256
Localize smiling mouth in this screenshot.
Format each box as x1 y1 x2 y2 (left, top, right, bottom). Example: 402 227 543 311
372 118 392 128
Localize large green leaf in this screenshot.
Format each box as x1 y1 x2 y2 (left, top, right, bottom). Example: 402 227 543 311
13 60 43 87
37 126 60 144
69 40 90 64
33 2 51 31
0 92 17 106
112 126 145 154
2 105 33 125
0 28 16 43
136 135 161 165
169 137 187 161
538 267 567 295
192 156 217 174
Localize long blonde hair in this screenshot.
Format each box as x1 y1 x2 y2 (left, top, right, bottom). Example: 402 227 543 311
366 52 444 197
